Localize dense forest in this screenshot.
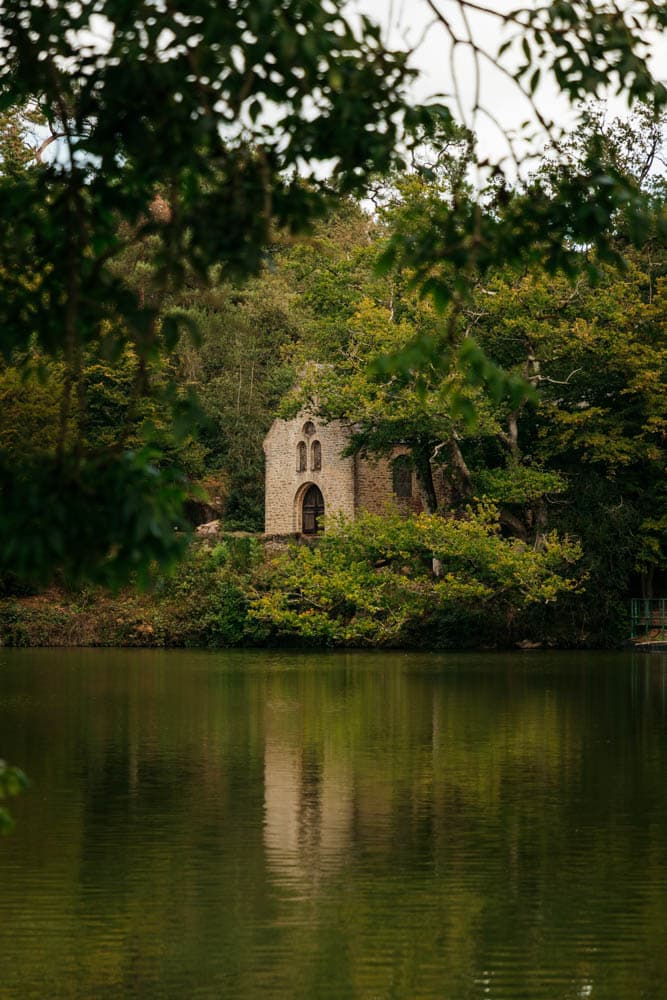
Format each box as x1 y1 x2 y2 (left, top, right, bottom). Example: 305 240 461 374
1 104 666 650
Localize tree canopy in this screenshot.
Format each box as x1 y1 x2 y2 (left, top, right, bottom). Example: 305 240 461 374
1 0 666 584
0 0 415 584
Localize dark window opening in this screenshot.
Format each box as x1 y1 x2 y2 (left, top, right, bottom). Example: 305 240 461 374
311 440 322 471
392 455 413 498
302 484 325 534
297 441 307 472
302 420 316 437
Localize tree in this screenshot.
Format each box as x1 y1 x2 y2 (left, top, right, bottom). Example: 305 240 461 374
248 507 582 646
281 105 667 643
286 176 532 525
170 265 305 529
1 1 666 585
0 0 414 585
372 3 667 391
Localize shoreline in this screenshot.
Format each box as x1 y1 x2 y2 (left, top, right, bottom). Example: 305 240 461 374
0 589 629 652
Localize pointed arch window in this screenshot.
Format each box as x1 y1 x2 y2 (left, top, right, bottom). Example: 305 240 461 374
297 441 307 472
392 455 413 498
311 440 322 471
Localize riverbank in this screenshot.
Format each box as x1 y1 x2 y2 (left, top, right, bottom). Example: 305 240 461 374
0 584 628 650
0 536 258 648
0 587 181 648
0 514 627 650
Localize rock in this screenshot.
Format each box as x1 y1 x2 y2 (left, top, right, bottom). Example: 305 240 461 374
515 639 542 650
195 519 221 537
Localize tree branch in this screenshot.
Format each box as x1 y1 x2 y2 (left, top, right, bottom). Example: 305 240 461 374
34 132 66 164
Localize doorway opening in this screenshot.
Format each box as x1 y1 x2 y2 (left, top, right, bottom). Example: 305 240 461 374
302 484 325 534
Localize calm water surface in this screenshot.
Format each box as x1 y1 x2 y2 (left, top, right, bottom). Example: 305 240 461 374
1 648 667 999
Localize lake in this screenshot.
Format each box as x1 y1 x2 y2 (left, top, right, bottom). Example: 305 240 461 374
1 648 667 999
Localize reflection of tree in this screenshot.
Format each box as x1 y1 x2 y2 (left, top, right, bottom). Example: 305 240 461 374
2 650 667 998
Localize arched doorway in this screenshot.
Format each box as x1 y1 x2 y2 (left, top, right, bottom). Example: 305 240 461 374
302 484 325 534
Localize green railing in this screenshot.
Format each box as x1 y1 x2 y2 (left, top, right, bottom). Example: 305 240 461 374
630 598 667 641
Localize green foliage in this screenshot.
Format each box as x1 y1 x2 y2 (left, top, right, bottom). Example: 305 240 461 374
287 241 480 514
169 270 303 528
516 2 667 109
0 13 665 639
155 537 265 647
0 537 266 647
475 467 567 505
373 103 667 400
0 760 28 834
0 0 664 591
0 0 414 585
248 509 582 647
0 449 190 588
473 253 667 545
460 239 667 626
277 109 667 641
0 358 67 457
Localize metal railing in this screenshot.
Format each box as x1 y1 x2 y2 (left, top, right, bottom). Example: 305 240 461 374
631 599 667 641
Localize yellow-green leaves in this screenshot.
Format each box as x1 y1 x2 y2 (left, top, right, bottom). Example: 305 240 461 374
248 509 582 647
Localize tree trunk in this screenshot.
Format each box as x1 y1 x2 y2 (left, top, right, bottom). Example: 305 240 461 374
641 568 654 599
412 440 441 576
499 508 529 543
533 499 548 550
412 441 438 515
450 436 474 500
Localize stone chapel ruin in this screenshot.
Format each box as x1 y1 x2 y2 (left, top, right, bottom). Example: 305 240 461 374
263 411 448 535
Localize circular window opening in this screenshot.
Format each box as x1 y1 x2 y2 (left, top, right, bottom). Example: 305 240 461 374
302 420 316 437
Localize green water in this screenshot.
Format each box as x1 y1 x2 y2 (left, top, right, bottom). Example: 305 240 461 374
1 649 667 999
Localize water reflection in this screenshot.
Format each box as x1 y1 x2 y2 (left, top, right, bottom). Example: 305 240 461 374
264 730 354 881
1 649 667 999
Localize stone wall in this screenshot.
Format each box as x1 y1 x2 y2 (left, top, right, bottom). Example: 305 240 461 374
355 448 449 517
263 411 356 534
355 452 413 516
264 413 451 534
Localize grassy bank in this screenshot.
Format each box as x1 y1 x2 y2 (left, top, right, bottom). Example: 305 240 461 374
0 586 200 648
0 536 259 649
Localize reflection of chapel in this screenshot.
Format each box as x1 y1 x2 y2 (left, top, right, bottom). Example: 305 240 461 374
263 411 447 535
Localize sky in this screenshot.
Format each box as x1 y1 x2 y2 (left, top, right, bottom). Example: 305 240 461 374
350 0 667 174
34 0 667 182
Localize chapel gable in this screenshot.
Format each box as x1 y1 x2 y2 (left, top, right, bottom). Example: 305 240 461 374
263 410 449 535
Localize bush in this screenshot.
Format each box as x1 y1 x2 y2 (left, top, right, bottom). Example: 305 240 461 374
247 507 582 648
155 537 263 646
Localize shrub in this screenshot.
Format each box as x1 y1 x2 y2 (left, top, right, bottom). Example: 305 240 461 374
247 507 582 647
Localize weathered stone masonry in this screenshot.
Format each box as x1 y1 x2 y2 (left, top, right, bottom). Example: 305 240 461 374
263 410 448 535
